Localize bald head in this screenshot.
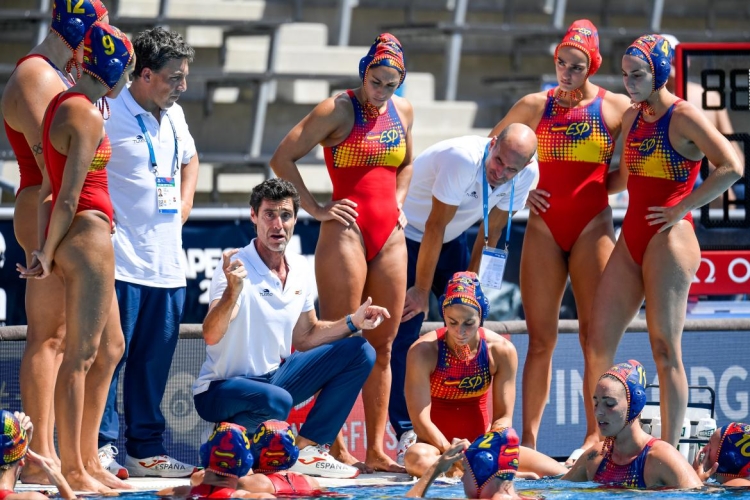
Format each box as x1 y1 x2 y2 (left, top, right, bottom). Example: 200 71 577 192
495 123 538 166
485 123 537 187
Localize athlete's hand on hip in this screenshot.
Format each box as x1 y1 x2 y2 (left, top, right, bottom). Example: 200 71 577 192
353 296 390 330
401 286 430 323
222 248 247 291
526 189 550 215
646 204 688 232
316 198 358 226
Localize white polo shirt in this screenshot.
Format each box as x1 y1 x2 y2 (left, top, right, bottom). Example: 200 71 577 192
403 135 538 243
192 240 315 395
105 86 196 288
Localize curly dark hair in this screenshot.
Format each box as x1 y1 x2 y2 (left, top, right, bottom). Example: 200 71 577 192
249 178 300 217
132 27 194 77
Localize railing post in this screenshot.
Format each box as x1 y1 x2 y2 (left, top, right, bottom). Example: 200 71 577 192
250 27 281 178
36 0 51 45
552 0 567 30
443 0 468 101
336 0 358 46
650 0 664 32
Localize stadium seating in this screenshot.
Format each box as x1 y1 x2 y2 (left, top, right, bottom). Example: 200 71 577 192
1 0 748 202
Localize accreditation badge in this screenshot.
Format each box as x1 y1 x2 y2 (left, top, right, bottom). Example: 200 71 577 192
479 246 508 290
156 177 179 214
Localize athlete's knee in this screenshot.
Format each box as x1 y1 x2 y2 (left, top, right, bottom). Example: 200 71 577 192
526 335 556 356
59 349 98 374
404 445 437 477
651 338 682 367
24 327 65 352
96 333 125 365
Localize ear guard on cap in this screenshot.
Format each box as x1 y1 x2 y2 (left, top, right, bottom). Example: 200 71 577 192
199 422 253 478
464 428 520 494
82 22 134 90
51 0 108 51
602 359 648 423
716 422 750 477
250 420 299 473
0 410 28 467
438 271 490 323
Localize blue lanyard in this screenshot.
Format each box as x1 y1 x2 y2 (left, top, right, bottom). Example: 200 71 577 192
481 141 516 249
135 113 179 177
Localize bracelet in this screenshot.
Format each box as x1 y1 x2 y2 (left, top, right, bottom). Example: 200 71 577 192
345 314 358 333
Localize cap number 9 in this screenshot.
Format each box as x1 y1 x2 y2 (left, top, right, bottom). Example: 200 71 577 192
102 35 115 55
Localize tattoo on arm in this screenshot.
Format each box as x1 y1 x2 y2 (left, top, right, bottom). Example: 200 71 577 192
32 143 43 155
586 450 599 461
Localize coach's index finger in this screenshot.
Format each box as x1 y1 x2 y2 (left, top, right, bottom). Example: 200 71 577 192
222 248 240 270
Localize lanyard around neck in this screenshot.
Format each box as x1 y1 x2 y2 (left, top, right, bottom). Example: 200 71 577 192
135 113 179 177
481 141 516 249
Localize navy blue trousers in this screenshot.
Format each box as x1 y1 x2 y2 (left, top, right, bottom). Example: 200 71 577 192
388 234 470 439
193 336 375 446
98 281 185 458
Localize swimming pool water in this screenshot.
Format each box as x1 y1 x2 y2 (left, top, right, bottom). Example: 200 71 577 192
82 480 750 500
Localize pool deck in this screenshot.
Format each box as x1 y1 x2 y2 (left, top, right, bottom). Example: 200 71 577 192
15 472 417 495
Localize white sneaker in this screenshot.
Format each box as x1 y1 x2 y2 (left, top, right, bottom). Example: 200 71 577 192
125 454 199 478
396 429 417 466
98 444 129 479
289 444 360 479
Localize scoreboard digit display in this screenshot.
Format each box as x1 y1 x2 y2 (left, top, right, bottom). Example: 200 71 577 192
674 42 750 111
674 42 750 230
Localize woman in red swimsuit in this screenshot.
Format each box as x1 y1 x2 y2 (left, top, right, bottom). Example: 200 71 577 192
18 22 133 494
403 272 565 480
488 20 632 462
563 360 702 489
1 0 108 483
586 34 743 449
270 33 413 472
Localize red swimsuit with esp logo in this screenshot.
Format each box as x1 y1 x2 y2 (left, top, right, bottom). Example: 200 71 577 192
429 327 492 442
4 54 72 194
622 101 701 265
42 92 114 227
324 90 406 261
535 87 615 252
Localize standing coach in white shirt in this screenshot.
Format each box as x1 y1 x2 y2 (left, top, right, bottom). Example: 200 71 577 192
388 123 539 459
97 27 199 479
